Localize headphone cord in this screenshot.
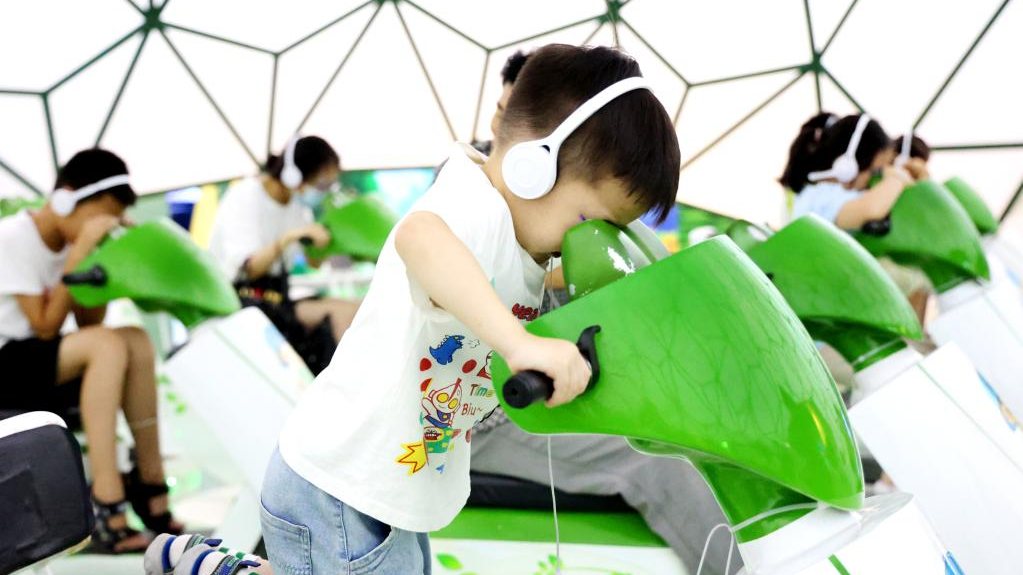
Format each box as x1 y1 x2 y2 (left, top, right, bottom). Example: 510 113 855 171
538 256 563 574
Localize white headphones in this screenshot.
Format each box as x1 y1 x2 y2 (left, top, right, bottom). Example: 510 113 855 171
51 174 131 217
502 76 652 200
894 129 913 168
280 136 303 189
807 113 872 184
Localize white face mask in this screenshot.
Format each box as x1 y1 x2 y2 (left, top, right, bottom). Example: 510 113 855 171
300 187 327 209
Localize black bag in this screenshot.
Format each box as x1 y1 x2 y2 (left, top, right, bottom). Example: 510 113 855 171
0 413 94 574
234 273 337 375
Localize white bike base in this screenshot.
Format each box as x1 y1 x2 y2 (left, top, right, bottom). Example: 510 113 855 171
850 343 1023 575
737 494 956 575
929 281 1023 421
162 307 312 548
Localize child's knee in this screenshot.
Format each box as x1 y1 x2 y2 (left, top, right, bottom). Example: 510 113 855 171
82 327 130 362
116 326 155 363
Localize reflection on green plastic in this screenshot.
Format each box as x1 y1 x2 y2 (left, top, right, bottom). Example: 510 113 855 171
944 176 999 235
68 219 240 327
305 195 397 262
495 230 863 543
745 215 922 370
725 220 771 252
853 181 989 291
561 220 652 300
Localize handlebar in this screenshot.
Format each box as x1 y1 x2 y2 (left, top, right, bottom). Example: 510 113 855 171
62 265 108 287
503 325 602 408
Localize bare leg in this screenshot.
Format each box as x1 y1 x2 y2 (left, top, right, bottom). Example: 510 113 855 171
115 326 179 528
58 327 149 551
295 298 360 342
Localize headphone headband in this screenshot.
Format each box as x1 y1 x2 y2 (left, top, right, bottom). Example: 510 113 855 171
543 76 652 155
280 136 303 189
895 129 913 167
502 76 652 200
807 113 871 183
51 174 131 216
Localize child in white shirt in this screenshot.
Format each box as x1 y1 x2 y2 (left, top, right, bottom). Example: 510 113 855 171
0 149 181 552
259 44 682 574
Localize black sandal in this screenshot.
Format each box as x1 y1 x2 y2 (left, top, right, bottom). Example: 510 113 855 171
90 497 148 554
124 467 183 535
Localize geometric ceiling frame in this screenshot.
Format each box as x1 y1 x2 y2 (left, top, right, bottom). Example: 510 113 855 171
1 0 1019 222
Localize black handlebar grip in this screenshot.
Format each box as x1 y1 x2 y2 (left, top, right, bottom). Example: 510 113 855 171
299 236 315 247
502 325 602 409
503 370 554 408
861 217 892 236
62 265 108 287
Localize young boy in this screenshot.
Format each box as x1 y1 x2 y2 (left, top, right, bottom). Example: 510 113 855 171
0 148 179 552
260 44 680 574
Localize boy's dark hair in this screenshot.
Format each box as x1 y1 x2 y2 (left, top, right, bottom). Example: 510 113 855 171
54 148 137 207
779 113 891 193
266 136 340 182
500 44 680 222
892 134 931 161
501 50 532 85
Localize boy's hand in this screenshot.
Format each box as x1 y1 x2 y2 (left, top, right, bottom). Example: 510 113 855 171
504 334 592 408
881 165 913 187
287 223 331 248
66 215 119 271
903 157 930 182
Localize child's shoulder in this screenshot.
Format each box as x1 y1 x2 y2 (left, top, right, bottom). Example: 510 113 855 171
422 144 507 214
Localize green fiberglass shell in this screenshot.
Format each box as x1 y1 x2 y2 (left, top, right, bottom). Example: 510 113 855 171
493 235 863 539
746 215 922 365
68 219 239 327
560 220 655 300
305 195 397 262
944 176 999 235
853 180 989 289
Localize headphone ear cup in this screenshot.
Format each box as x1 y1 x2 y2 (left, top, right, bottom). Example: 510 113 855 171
51 190 75 217
280 165 303 190
502 143 558 200
832 155 860 184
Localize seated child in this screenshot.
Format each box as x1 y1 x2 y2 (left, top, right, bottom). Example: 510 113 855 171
0 149 180 552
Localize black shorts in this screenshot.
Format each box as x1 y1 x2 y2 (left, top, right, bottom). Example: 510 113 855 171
0 337 82 412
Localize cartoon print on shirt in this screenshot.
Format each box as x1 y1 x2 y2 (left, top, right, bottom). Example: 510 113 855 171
422 378 462 429
395 441 427 475
397 334 518 475
511 302 539 321
429 335 465 365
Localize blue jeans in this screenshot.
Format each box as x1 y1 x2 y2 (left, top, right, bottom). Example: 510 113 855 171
260 449 432 574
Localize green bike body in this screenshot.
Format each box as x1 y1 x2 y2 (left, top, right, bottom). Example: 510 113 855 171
943 176 998 235
68 219 240 326
853 180 989 292
742 215 922 369
305 195 397 262
494 223 863 543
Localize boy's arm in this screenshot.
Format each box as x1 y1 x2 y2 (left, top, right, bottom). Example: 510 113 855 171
243 223 329 279
395 212 590 407
835 167 913 230
16 215 119 339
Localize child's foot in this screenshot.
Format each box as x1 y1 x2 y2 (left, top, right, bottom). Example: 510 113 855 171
173 545 267 575
145 534 270 575
90 497 151 554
